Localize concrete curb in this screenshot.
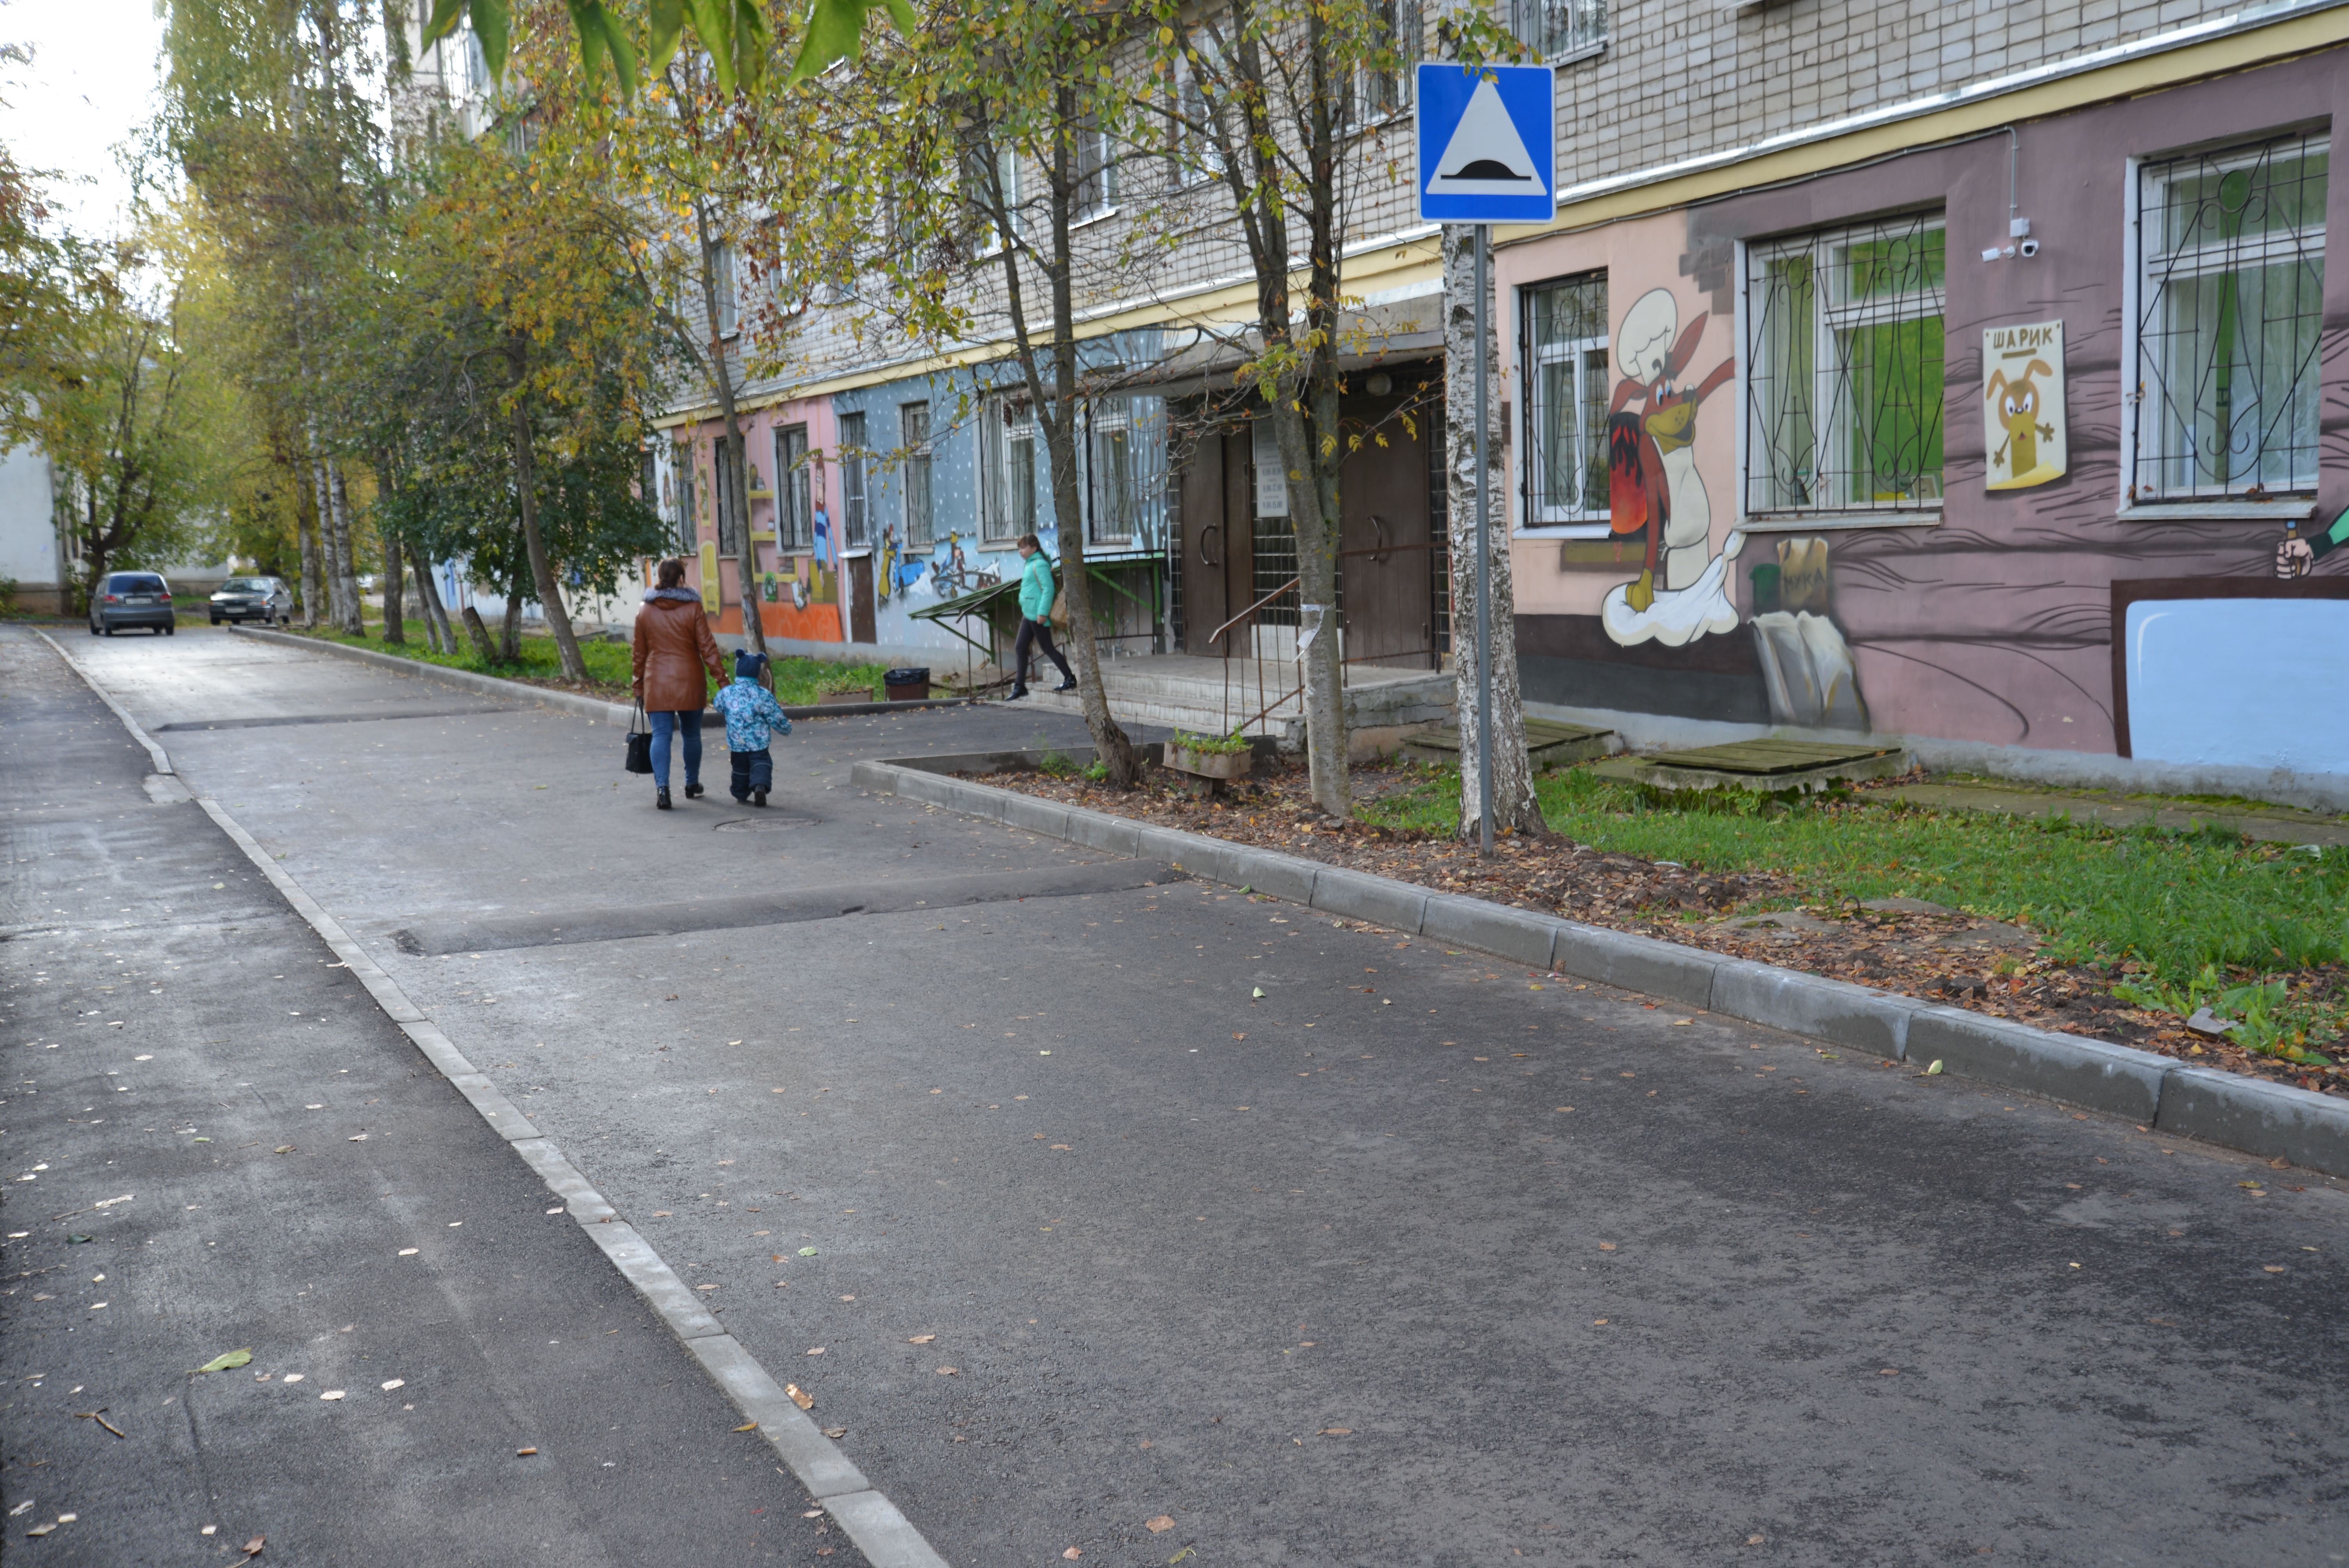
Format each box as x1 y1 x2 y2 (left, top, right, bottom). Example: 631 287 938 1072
33 630 175 773
38 634 954 1568
227 624 975 723
853 754 2349 1180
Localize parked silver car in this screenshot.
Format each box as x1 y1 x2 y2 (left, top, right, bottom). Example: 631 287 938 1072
208 575 294 626
88 572 176 636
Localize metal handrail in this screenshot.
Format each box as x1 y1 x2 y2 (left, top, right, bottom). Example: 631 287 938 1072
1208 575 1302 649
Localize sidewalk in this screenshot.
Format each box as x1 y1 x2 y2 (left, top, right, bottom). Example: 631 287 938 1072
0 629 858 1566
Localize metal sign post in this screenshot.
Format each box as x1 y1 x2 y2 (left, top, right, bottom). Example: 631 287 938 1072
1415 62 1555 857
1473 222 1494 857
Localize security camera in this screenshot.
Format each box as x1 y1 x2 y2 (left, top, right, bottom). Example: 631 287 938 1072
2018 239 2041 258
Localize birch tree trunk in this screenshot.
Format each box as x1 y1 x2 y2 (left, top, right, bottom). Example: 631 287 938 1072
296 461 324 628
413 550 454 653
1270 396 1349 817
309 445 345 629
329 461 364 635
692 198 768 661
1441 224 1545 840
508 390 591 682
382 536 406 645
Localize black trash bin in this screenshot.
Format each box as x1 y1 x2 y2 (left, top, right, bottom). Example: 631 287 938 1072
884 666 931 701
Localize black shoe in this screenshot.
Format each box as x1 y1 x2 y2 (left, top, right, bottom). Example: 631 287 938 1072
1005 686 1028 701
684 782 705 799
656 787 672 810
752 790 768 807
1054 679 1077 693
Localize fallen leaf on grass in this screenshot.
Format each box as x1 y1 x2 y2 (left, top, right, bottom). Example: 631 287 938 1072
823 1425 847 1438
189 1349 252 1376
734 1422 758 1432
1064 1550 1082 1560
273 1146 295 1155
798 1247 818 1257
319 1390 345 1401
1317 1427 1351 1436
786 1384 814 1410
936 1366 959 1376
241 1537 266 1560
908 1335 935 1344
1146 1516 1176 1533
1597 1242 1616 1251
1251 987 1265 999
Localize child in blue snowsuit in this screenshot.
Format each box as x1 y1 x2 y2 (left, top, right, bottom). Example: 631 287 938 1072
712 651 793 807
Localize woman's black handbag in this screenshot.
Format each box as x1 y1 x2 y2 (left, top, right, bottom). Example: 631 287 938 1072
624 701 654 775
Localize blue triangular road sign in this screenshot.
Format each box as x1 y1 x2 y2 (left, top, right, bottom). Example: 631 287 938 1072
1417 64 1556 224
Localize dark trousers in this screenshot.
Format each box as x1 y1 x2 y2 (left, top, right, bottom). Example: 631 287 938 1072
730 747 773 800
1014 618 1073 690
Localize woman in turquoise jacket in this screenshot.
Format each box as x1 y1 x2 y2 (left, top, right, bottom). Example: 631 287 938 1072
1007 533 1075 700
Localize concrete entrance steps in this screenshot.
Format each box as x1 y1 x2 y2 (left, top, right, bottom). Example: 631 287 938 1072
1013 655 1453 744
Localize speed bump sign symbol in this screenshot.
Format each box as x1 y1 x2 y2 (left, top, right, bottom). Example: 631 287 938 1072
1415 64 1557 225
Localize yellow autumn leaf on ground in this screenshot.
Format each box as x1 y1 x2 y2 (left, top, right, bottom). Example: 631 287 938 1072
786 1384 814 1410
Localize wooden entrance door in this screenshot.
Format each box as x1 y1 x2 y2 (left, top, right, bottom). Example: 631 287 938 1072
1339 415 1433 668
847 555 877 643
1178 429 1255 655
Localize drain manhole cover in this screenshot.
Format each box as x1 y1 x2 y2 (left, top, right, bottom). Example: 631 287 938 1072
713 814 819 831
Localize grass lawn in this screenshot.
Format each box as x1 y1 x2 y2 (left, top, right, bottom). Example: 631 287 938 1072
1360 763 2349 1058
284 625 900 707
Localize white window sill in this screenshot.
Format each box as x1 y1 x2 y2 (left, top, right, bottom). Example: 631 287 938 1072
1518 522 1611 540
1737 509 1942 533
1071 206 1119 233
979 538 1023 552
2116 497 2318 523
1547 40 1606 67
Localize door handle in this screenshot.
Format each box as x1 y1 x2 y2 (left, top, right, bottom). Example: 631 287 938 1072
1199 523 1222 569
1369 514 1390 564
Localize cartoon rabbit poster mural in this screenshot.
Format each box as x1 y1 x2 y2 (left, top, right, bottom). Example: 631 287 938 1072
1982 321 2067 490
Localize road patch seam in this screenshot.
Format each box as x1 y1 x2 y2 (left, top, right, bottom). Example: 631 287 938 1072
39 632 952 1568
853 753 2349 1180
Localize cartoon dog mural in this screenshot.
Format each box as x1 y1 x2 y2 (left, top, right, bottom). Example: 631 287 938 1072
1600 287 1743 648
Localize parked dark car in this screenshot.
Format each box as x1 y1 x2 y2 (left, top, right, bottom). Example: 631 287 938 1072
208 576 294 626
87 572 176 636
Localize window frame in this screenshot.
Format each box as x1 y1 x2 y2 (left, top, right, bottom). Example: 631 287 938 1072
980 394 1037 544
838 411 871 551
1171 45 1224 189
2124 130 2330 514
1518 269 1611 537
901 402 934 549
1074 119 1118 224
1508 0 1606 64
1354 0 1420 125
1087 399 1136 546
1740 208 1950 531
773 424 813 553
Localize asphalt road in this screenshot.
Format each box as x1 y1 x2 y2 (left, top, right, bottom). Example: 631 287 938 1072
0 627 860 1566
13 622 2349 1567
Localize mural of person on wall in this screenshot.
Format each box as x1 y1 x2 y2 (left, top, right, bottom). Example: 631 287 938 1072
2276 509 2349 577
1602 287 1743 647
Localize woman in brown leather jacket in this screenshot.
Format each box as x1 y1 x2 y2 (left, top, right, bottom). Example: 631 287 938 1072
631 559 727 810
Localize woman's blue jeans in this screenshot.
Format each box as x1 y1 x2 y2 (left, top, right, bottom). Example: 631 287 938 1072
648 709 702 789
